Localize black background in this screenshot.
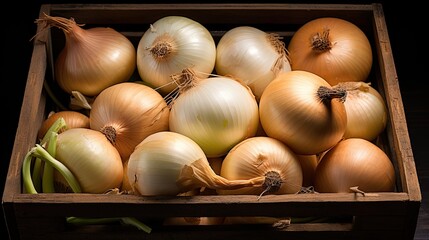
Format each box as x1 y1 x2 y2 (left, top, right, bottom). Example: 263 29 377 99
2 1 427 239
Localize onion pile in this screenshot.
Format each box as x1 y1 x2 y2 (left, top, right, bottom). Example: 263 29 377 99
25 14 397 214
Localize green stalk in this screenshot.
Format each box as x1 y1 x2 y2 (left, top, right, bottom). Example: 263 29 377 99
31 117 67 193
31 157 43 192
22 117 151 233
121 217 152 233
22 149 38 194
31 144 81 193
42 131 57 193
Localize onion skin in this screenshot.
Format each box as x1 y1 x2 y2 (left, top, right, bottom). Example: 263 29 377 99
37 111 90 140
259 70 347 155
55 128 123 193
314 138 396 193
288 17 373 86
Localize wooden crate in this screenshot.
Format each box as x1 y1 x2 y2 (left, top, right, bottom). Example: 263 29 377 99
2 3 421 240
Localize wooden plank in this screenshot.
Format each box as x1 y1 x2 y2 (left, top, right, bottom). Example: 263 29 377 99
10 192 412 218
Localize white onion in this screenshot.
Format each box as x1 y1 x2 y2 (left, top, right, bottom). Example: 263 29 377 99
169 70 260 157
215 26 291 101
127 131 264 196
136 16 217 95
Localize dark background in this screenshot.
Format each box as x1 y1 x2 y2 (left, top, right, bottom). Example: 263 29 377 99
2 1 427 239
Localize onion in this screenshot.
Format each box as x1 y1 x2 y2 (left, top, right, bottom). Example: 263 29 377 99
55 128 123 193
127 131 264 196
37 13 136 96
314 138 396 193
90 82 170 160
37 110 90 140
136 16 216 95
259 70 347 155
215 26 291 101
334 82 388 141
217 136 303 195
169 69 259 158
288 17 373 86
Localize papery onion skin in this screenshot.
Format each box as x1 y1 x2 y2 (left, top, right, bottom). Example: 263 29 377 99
136 16 216 95
37 110 90 140
55 128 123 193
90 82 170 160
127 131 209 196
335 82 387 141
259 70 347 155
288 17 373 86
215 26 291 101
218 136 303 195
169 76 259 158
314 138 396 193
38 14 136 96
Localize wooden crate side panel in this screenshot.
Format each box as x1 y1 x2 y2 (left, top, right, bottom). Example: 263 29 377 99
371 4 421 200
1 4 52 240
13 221 411 240
10 193 412 218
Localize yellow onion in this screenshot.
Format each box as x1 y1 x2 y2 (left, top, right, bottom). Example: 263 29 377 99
218 136 303 195
314 138 396 193
259 70 347 155
335 82 388 141
36 13 136 96
288 17 373 86
90 82 170 160
37 110 90 140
